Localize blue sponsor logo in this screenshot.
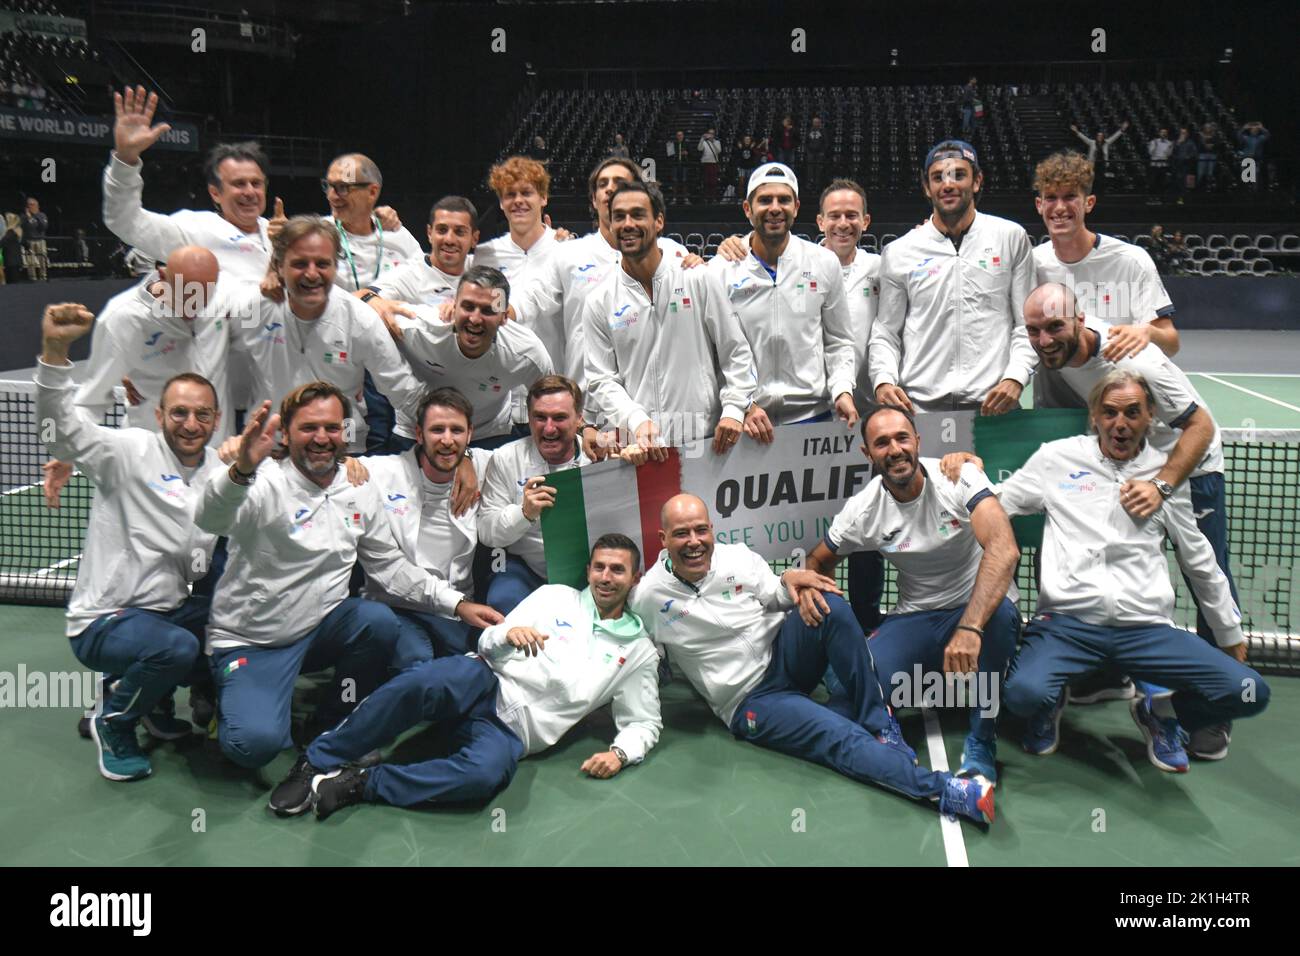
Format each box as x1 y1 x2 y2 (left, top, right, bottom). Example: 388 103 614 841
387 493 407 501
1068 470 1092 480
554 619 571 629
659 599 674 614
145 331 162 346
731 276 752 290
160 474 181 482
577 263 597 272
264 321 283 333
613 303 631 318
294 507 309 520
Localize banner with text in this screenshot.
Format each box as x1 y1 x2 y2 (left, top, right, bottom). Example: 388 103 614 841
0 107 199 152
0 12 87 40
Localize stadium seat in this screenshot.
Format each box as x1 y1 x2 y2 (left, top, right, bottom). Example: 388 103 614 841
1226 259 1248 275
1216 247 1235 262
1255 235 1277 251
1206 234 1228 250
1231 234 1252 251
859 235 878 252
1250 259 1274 275
1281 235 1300 252
1183 234 1204 249
1200 260 1223 275
1191 247 1211 261
881 233 899 246
1112 233 1129 243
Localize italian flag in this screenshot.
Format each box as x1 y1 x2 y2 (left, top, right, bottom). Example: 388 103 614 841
540 450 683 586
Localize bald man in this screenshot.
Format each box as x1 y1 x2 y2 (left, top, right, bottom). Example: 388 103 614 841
629 494 997 826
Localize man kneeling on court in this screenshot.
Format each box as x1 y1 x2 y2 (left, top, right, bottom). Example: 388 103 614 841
195 381 500 791
631 494 996 826
802 403 1021 784
945 369 1269 772
269 535 661 820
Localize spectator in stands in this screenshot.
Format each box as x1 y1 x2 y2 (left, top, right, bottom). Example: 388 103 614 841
1147 127 1173 201
734 133 761 202
1237 121 1271 190
697 127 722 200
1197 123 1220 190
527 135 550 166
1173 126 1198 202
10 77 28 109
772 114 799 165
75 228 89 264
960 77 979 135
804 116 828 195
21 196 48 281
1147 225 1172 274
666 129 690 204
609 133 630 160
30 80 46 111
1070 121 1128 194
0 212 22 284
124 246 155 277
1166 230 1188 274
0 79 10 108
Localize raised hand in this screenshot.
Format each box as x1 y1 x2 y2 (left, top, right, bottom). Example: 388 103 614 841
113 86 172 165
234 400 280 475
267 197 288 242
40 303 95 363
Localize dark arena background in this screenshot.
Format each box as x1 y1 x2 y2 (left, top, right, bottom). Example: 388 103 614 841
0 0 1297 889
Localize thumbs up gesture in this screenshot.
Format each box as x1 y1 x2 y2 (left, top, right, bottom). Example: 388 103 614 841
267 197 288 243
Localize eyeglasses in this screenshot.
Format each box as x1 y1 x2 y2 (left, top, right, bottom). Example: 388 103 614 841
320 179 373 196
166 407 217 425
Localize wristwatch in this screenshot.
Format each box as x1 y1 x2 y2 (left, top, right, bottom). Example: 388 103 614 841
611 746 628 767
1150 478 1174 499
360 290 378 303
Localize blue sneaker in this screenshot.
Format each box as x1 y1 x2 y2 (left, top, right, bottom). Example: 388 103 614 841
939 773 995 826
959 734 998 784
1022 692 1067 756
876 712 917 765
90 715 151 781
1130 694 1189 773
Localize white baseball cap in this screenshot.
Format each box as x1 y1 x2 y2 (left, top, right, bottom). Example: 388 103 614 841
746 162 799 200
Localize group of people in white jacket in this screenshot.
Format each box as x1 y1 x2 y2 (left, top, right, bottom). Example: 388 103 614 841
30 85 1270 830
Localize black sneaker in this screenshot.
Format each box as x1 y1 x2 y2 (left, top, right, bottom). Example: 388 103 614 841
189 685 216 728
78 714 92 739
312 766 369 820
1069 673 1136 705
268 753 324 816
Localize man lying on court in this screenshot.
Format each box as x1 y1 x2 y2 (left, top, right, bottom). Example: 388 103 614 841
269 535 661 820
629 494 997 827
942 369 1269 773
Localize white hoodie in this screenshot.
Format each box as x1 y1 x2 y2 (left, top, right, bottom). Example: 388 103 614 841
36 359 222 638
196 458 463 650
995 434 1243 646
629 542 795 725
478 585 661 761
583 249 756 444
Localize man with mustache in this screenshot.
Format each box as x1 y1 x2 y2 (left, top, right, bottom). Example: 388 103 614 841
225 216 426 454
35 303 226 781
478 375 591 614
946 370 1268 774
583 180 756 454
355 387 501 666
870 140 1036 415
277 536 660 821
631 493 996 826
196 381 497 804
1020 282 1237 760
394 266 553 450
706 162 857 439
801 405 1021 783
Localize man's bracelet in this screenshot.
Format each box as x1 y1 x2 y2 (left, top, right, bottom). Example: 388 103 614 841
955 624 984 637
229 462 256 485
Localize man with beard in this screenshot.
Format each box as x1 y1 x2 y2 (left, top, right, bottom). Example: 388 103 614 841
356 387 501 666
226 217 426 454
1020 283 1238 760
196 382 498 793
801 405 1021 783
947 370 1267 774
363 196 479 318
706 163 857 438
275 536 661 821
478 375 591 614
631 494 996 826
35 303 226 781
870 141 1036 414
583 181 756 453
393 266 552 449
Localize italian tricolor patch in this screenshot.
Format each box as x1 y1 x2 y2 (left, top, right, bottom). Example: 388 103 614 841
539 450 683 586
225 657 248 675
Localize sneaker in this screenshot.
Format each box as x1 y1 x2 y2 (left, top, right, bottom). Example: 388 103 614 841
1069 673 1136 705
268 753 325 816
1130 694 1189 773
89 715 151 781
876 712 917 765
142 695 193 740
312 765 369 820
189 685 216 728
939 774 995 826
78 714 91 739
958 734 998 785
1187 722 1232 761
1022 692 1067 756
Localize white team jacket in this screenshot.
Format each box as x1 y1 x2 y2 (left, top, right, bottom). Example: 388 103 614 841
583 250 756 444
629 542 795 726
843 246 882 411
477 436 590 578
226 285 426 450
995 434 1243 646
478 585 662 761
871 211 1037 408
36 359 222 638
707 234 856 424
360 447 490 606
196 459 463 650
75 272 233 436
102 153 271 282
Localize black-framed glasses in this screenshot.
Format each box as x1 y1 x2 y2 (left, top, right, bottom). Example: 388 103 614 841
320 179 373 196
166 407 217 425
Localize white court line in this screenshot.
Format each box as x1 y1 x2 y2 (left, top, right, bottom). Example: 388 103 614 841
34 554 81 576
922 706 969 868
1191 372 1300 378
1190 373 1300 414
